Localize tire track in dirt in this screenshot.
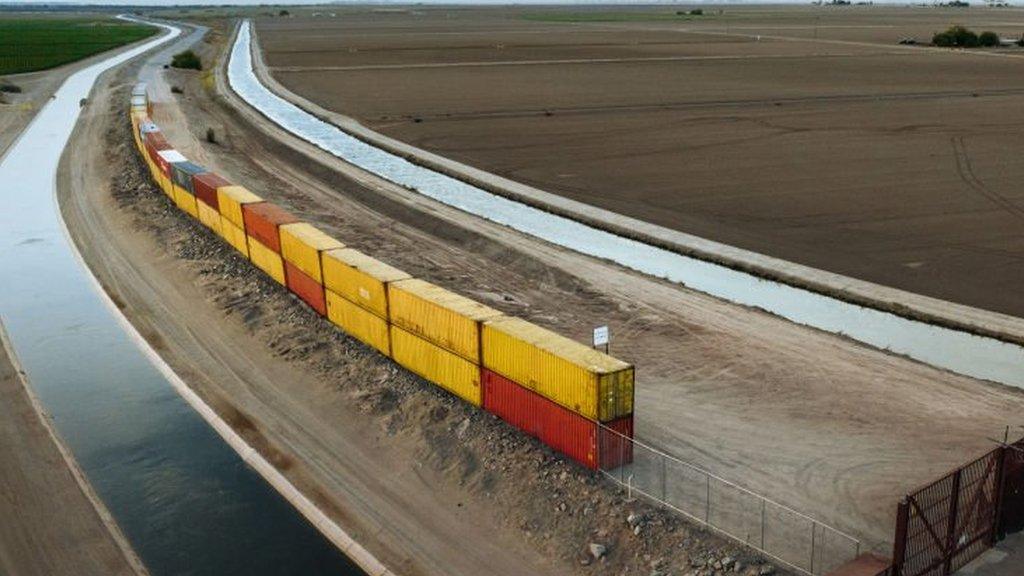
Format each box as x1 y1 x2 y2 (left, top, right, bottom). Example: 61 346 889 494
951 135 1024 222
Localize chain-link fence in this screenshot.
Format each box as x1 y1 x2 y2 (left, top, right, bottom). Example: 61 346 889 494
599 424 861 575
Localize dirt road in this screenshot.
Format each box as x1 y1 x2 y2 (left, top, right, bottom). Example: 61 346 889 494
0 321 147 576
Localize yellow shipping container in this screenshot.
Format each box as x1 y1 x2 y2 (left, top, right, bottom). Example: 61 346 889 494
325 290 390 356
482 317 634 422
197 199 222 235
387 279 502 363
279 223 344 284
173 186 199 218
248 236 286 285
391 326 481 406
217 185 263 229
219 217 249 258
322 248 410 319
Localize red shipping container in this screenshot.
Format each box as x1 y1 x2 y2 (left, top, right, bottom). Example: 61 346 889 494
284 261 326 316
144 132 171 166
242 202 297 253
482 369 633 470
192 172 231 211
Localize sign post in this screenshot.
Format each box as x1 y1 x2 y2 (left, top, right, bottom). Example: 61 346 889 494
593 325 609 354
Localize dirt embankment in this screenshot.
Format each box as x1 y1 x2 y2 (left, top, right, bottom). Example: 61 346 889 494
0 322 147 576
59 53 781 576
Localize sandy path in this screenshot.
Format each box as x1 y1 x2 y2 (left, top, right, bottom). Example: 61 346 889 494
0 321 147 576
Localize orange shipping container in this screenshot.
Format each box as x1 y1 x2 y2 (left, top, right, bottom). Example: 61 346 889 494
242 202 297 253
284 261 326 315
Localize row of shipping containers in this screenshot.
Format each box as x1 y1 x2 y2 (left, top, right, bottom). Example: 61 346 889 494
128 85 635 471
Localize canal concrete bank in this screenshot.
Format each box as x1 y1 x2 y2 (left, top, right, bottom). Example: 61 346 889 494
0 319 148 576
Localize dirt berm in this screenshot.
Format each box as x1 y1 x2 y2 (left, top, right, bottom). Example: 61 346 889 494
58 51 781 576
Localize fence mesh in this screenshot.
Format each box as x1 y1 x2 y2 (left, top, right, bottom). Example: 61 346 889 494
599 424 860 575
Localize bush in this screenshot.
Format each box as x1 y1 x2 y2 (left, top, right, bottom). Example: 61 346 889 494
933 25 979 48
279 9 290 16
170 50 202 70
689 9 703 15
0 81 22 93
979 31 1000 47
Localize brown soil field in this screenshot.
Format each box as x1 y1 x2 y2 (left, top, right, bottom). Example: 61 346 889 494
83 18 1024 565
0 322 146 576
255 6 1024 319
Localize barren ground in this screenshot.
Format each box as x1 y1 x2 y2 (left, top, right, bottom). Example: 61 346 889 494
90 18 1024 561
255 5 1024 318
0 323 146 576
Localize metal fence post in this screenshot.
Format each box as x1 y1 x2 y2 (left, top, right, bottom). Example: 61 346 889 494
810 521 816 575
991 445 1008 545
761 499 766 549
705 474 711 524
943 469 963 576
891 498 910 576
661 454 667 502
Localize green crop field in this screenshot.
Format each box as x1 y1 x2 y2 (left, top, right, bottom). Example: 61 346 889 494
0 18 157 75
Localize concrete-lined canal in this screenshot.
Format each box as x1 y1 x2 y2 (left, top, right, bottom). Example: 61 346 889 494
230 19 1024 389
0 19 362 576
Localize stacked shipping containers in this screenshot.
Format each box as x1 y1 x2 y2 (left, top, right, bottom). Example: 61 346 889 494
126 89 635 473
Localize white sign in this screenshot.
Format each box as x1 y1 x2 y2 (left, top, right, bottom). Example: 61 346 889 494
593 325 609 347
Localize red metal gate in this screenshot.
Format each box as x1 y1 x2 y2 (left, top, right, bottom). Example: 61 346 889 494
891 437 1024 576
890 448 1003 576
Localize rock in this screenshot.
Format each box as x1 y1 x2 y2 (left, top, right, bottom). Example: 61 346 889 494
758 565 775 576
634 525 642 536
732 561 743 573
722 557 734 569
691 558 706 568
627 512 642 527
589 543 607 560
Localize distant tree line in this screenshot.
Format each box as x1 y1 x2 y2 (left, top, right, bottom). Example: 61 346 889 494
932 25 1001 47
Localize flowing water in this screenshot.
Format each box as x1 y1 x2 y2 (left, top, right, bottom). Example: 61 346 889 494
0 20 364 576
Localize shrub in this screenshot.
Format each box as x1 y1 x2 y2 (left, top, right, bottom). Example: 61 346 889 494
206 127 216 144
979 31 1000 47
689 9 703 15
170 50 202 70
0 81 22 93
933 25 979 48
279 9 290 16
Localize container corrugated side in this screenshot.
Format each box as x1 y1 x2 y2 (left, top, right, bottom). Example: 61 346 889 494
192 172 230 211
279 223 344 284
325 290 390 356
391 326 481 406
482 317 634 422
170 161 205 194
217 186 262 229
388 278 502 364
197 199 222 235
220 218 249 258
242 202 297 253
173 184 199 219
322 248 410 319
248 236 285 285
482 369 634 470
284 261 326 316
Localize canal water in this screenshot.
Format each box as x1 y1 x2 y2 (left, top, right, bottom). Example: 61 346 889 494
229 20 1024 389
0 20 363 576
